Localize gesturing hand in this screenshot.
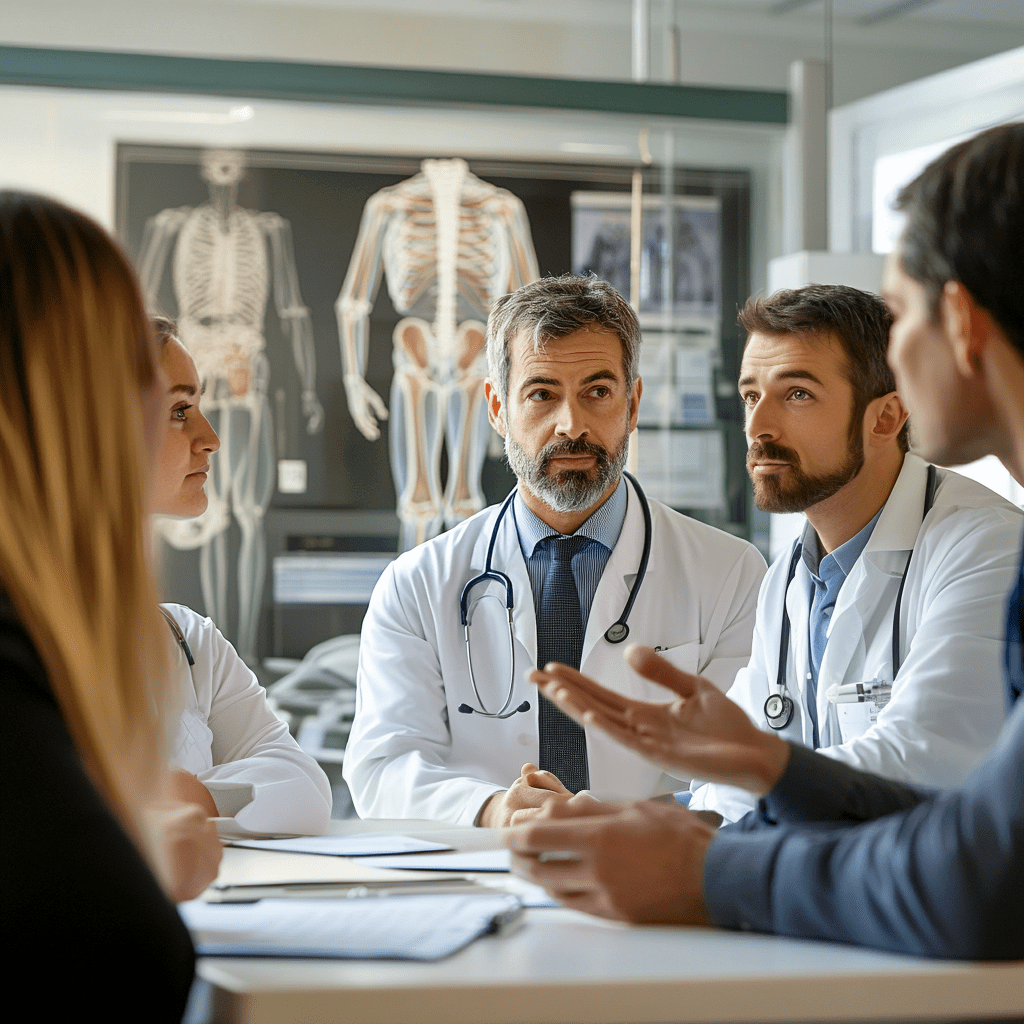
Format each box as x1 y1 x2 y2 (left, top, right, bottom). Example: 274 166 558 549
530 644 789 796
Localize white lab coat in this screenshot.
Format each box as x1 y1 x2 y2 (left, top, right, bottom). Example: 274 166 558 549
165 603 333 835
691 455 1022 822
344 478 767 824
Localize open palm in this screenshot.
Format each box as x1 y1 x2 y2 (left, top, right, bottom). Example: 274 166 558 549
531 645 788 795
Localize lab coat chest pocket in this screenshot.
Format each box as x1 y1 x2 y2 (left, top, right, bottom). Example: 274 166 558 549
635 641 699 701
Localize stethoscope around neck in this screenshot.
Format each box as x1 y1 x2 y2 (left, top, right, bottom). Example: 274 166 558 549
765 463 938 730
457 471 653 719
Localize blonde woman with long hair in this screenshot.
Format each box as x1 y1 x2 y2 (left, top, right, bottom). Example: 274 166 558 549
0 192 215 1020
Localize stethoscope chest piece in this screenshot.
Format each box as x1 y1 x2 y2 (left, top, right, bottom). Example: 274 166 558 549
605 622 629 644
764 693 794 730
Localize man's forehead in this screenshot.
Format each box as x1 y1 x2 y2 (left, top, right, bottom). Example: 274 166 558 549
509 327 625 375
740 330 848 379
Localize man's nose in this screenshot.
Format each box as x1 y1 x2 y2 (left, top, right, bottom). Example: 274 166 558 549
745 399 778 442
554 397 588 440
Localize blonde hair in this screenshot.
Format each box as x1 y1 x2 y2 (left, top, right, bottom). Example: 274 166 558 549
0 191 170 831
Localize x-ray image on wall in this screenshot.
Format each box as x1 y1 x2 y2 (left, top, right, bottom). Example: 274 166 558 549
571 192 721 325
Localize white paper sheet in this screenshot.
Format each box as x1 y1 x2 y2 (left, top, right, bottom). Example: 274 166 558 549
359 849 512 873
180 893 522 960
229 834 453 857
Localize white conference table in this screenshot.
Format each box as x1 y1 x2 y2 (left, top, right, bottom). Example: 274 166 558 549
197 818 1024 1024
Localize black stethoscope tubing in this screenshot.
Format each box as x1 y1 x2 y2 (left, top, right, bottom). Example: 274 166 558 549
457 471 653 718
160 607 195 667
766 464 938 730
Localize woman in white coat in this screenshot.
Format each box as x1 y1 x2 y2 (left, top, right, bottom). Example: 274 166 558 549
153 317 332 835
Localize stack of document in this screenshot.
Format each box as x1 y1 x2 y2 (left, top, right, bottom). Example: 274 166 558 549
186 833 557 958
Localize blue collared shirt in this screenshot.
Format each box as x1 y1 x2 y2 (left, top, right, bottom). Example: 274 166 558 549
514 477 628 629
803 509 882 745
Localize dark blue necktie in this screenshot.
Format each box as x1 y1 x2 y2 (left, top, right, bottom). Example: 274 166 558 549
536 534 590 793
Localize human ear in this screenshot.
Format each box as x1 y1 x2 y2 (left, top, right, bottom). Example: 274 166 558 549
627 377 643 432
866 392 909 448
941 281 987 377
484 379 507 437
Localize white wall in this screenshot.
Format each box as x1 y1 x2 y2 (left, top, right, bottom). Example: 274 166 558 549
830 45 1024 253
3 0 1023 106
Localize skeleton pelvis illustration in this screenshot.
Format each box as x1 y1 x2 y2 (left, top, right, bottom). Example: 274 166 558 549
389 317 489 547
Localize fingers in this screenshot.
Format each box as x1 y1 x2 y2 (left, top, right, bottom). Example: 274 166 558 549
625 644 705 699
530 663 632 717
520 763 571 795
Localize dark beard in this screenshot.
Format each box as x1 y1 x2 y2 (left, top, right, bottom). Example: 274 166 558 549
748 435 864 514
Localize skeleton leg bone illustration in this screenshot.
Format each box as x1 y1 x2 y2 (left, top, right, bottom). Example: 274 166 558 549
138 149 322 662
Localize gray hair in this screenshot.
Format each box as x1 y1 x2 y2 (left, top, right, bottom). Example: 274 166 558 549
486 274 641 403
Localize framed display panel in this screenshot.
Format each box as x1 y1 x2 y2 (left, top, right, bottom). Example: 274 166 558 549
116 143 751 656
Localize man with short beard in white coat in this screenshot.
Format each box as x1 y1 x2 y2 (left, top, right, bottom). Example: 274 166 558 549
345 275 766 826
689 284 1021 824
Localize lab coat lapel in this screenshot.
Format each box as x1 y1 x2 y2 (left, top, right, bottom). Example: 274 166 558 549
581 478 644 667
816 455 927 728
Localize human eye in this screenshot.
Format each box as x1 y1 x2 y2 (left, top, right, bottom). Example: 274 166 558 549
171 403 192 422
789 388 812 401
587 384 612 399
739 390 758 407
526 389 553 402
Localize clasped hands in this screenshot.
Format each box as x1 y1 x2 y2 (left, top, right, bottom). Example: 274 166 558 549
506 645 790 925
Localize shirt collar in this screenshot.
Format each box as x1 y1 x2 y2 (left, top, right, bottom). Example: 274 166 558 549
514 476 628 558
802 508 883 583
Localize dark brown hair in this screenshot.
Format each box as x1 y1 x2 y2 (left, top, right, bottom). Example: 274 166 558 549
895 122 1023 356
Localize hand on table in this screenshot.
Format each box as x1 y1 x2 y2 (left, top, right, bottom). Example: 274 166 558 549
530 644 790 796
167 767 219 818
142 799 223 902
477 763 590 828
507 796 715 926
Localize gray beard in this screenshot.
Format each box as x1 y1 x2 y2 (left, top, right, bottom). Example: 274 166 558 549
504 430 629 514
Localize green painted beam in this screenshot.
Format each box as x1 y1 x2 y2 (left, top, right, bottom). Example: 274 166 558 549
0 45 788 125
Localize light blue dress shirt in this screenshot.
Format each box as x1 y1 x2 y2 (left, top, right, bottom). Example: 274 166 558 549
802 508 882 745
513 477 628 631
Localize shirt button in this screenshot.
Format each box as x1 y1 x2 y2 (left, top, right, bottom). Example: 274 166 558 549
517 733 531 746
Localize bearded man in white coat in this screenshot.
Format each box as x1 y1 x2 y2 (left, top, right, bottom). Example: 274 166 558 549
689 283 1021 824
345 275 767 826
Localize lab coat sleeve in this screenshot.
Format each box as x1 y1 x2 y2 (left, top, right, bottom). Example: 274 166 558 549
694 542 767 694
169 605 332 835
343 564 505 824
817 507 1019 786
703 700 1024 959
